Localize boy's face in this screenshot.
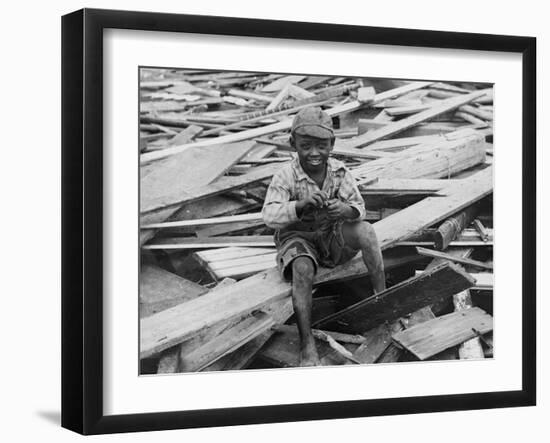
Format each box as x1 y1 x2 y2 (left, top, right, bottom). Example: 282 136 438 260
291 133 334 174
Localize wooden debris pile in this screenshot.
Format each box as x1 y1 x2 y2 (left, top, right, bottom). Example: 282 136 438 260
139 69 494 373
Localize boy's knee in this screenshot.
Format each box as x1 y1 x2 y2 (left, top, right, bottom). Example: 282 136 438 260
292 256 315 279
349 221 377 247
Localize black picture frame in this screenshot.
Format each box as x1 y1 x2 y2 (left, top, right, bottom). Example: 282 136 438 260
61 8 536 435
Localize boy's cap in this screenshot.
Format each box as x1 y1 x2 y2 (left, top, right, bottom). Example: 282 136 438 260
291 106 334 139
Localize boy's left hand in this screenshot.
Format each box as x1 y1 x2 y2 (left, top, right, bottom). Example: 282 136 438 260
326 199 353 220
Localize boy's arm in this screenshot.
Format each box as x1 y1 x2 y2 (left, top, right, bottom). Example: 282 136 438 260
336 169 366 221
262 171 300 229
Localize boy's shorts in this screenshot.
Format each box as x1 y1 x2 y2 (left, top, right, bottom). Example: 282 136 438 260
275 222 360 281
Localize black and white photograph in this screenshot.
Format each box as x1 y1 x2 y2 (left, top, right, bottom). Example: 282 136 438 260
138 69 494 374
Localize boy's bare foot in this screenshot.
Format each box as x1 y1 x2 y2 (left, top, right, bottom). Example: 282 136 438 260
299 344 321 367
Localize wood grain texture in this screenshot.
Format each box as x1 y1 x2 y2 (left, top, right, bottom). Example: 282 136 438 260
392 307 493 360
314 262 475 333
179 312 274 372
140 141 255 213
139 265 207 319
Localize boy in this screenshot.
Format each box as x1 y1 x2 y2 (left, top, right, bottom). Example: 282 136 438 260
262 106 386 367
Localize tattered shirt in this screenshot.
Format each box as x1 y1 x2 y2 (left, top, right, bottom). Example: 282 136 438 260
262 157 366 234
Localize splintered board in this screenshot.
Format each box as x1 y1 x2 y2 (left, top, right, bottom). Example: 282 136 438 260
392 307 493 360
139 265 207 318
140 140 256 213
194 247 277 280
314 262 475 333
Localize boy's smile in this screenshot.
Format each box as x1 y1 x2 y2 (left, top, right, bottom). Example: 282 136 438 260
292 133 334 174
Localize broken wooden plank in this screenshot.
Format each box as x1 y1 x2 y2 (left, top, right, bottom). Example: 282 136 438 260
453 290 485 360
343 90 488 149
139 265 207 319
392 307 493 360
378 306 437 363
141 212 263 230
156 277 237 374
352 323 394 364
469 273 494 290
179 311 275 372
143 235 275 250
202 297 294 371
140 168 491 358
313 262 475 333
140 141 255 213
140 82 433 163
472 218 490 242
416 247 493 270
360 178 458 194
141 162 283 214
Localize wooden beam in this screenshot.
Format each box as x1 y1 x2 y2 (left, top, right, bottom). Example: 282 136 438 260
141 162 283 214
179 312 275 372
313 262 475 333
202 297 294 371
416 247 493 270
342 89 489 149
140 141 256 214
141 212 263 230
140 167 492 358
434 204 480 250
392 307 493 360
142 235 275 250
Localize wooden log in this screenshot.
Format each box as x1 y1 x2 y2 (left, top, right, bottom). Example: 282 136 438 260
434 204 480 250
140 82 433 163
416 247 493 270
458 104 493 121
352 135 486 185
140 167 492 358
342 90 489 149
313 262 475 333
392 307 493 360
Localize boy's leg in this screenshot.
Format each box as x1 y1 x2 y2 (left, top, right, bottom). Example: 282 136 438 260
342 221 386 293
291 256 320 366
